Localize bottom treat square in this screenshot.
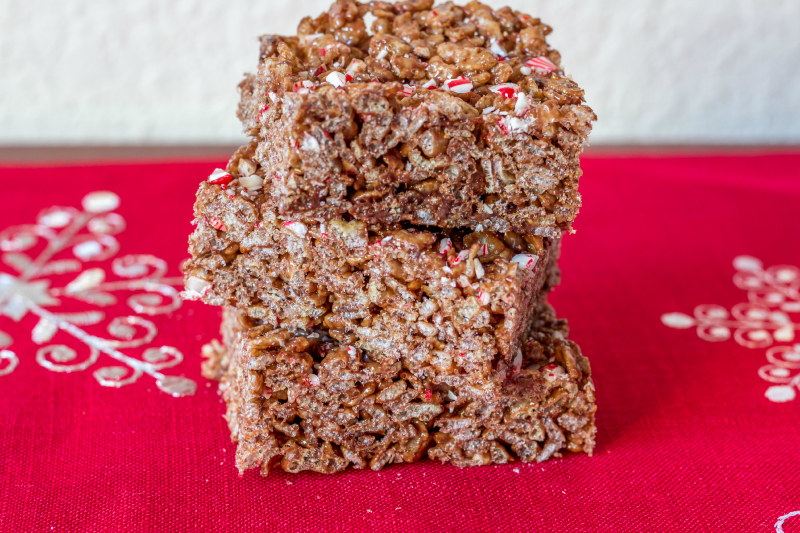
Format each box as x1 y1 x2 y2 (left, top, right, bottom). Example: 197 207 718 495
202 302 596 475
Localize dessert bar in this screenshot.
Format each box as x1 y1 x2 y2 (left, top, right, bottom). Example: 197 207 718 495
202 301 596 474
233 0 595 237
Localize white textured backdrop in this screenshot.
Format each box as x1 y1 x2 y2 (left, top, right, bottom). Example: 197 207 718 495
2 0 799 145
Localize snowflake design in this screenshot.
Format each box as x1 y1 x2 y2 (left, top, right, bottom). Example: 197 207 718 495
0 191 195 397
662 256 800 403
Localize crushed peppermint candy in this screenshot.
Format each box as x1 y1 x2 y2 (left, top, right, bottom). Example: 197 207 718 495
511 254 539 270
380 235 393 244
326 71 348 88
301 133 320 152
515 92 530 116
347 346 356 356
482 106 496 115
447 390 457 401
207 168 232 185
438 237 453 255
268 91 279 103
375 48 388 61
208 217 227 232
183 276 212 299
489 40 507 57
442 266 453 274
512 352 523 373
283 221 308 238
520 66 532 75
542 363 567 382
489 83 520 99
474 259 485 279
307 374 320 387
525 56 558 75
421 79 437 89
294 79 316 94
238 174 263 191
444 76 473 93
499 116 527 135
399 84 415 97
450 249 470 265
477 290 490 306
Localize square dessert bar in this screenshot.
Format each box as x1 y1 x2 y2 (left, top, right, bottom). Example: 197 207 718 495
202 301 596 474
233 0 595 238
183 176 560 376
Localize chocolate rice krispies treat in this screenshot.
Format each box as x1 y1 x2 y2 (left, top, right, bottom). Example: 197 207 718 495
183 177 560 372
233 0 595 238
202 301 596 474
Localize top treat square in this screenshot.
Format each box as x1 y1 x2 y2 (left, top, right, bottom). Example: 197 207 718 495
235 0 595 237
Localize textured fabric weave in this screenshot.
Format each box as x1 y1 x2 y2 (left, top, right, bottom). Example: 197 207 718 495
0 155 798 532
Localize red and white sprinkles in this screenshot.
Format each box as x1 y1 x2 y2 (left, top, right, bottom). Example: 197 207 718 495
524 56 558 75
511 253 539 270
283 221 308 238
207 168 232 186
326 71 349 88
444 76 473 94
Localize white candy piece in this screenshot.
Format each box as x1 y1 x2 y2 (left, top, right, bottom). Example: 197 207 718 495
307 374 321 387
268 91 279 103
347 346 357 356
515 92 530 116
303 33 324 44
326 71 348 88
511 254 539 270
375 48 388 61
238 174 263 191
438 238 453 255
482 106 496 115
474 258 485 279
283 221 308 238
520 66 532 75
421 79 437 89
301 133 320 152
489 40 507 57
185 276 211 297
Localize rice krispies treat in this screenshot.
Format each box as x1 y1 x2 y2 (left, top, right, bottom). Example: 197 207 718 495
183 179 561 372
234 0 595 238
201 301 596 474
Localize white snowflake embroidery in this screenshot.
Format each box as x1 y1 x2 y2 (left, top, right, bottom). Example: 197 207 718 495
662 256 800 403
776 511 800 533
0 191 195 397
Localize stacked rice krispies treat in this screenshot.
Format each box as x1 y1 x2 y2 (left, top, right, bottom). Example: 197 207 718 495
184 0 597 475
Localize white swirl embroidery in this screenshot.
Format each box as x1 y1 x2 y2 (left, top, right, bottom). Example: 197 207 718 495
662 256 800 403
776 511 800 533
0 191 195 397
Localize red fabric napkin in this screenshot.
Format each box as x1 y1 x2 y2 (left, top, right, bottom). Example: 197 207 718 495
1 154 799 532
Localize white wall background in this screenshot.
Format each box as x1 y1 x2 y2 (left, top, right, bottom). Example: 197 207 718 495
2 0 799 145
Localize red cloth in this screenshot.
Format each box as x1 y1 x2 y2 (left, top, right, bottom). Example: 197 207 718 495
1 154 799 532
